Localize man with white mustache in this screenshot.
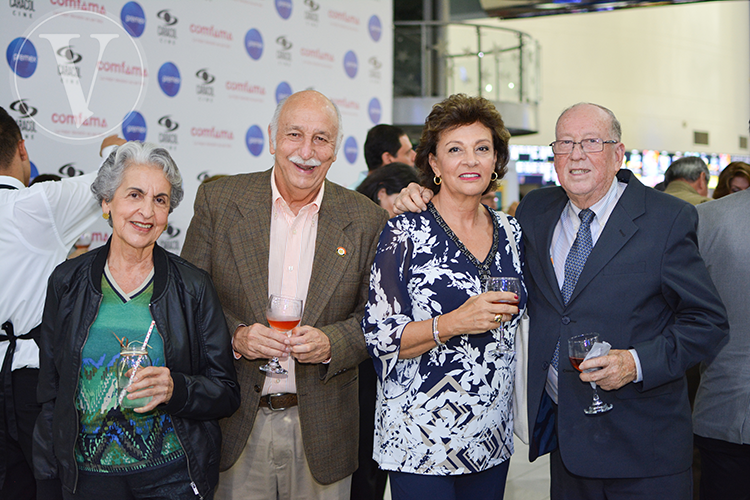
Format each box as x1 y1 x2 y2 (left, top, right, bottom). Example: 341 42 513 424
182 90 389 500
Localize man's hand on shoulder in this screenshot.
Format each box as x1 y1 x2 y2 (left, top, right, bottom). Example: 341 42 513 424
287 325 331 364
100 135 126 157
579 349 637 391
232 324 291 360
393 182 433 215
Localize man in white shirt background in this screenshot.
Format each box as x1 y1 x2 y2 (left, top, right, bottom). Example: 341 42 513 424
0 106 123 499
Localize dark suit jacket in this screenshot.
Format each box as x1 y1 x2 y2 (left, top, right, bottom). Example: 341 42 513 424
515 169 727 479
181 169 389 484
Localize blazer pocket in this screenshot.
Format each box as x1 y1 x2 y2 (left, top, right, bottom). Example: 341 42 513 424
615 379 676 400
602 261 646 276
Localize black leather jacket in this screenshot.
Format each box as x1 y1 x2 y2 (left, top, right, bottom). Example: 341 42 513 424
33 241 240 498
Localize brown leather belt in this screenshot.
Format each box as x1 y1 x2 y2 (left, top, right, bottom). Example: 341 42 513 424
259 393 298 411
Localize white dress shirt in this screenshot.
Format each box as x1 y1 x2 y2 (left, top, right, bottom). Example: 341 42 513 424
0 147 113 370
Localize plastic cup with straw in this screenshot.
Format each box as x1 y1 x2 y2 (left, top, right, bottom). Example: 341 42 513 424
118 320 155 407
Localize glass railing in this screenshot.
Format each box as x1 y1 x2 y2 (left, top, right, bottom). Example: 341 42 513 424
394 21 540 104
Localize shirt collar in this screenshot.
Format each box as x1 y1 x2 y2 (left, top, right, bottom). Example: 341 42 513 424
567 175 619 220
270 167 325 216
0 175 25 190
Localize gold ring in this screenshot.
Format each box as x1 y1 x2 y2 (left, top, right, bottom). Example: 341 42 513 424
494 314 503 323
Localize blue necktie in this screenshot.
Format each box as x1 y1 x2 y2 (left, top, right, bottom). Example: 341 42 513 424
552 208 595 370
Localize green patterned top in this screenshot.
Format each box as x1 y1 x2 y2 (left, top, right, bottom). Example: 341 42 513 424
74 268 184 473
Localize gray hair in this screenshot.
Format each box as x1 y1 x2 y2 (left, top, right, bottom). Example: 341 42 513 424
91 141 184 226
557 102 622 142
269 90 344 155
664 156 709 184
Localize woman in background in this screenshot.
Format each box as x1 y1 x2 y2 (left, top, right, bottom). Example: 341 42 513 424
713 161 750 199
356 162 419 218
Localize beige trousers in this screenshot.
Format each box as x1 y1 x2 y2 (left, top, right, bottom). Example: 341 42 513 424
214 406 352 500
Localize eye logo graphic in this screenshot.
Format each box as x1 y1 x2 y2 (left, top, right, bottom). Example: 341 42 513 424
344 136 358 164
276 36 292 51
304 0 319 11
196 69 215 84
9 99 38 118
56 46 83 64
369 57 382 70
58 163 84 177
158 115 179 132
157 10 178 26
10 10 146 141
163 224 181 239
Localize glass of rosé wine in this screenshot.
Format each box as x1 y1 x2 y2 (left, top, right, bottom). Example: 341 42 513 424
260 294 303 375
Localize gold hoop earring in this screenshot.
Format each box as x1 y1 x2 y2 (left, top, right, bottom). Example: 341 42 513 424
491 171 498 181
102 212 110 220
434 175 442 186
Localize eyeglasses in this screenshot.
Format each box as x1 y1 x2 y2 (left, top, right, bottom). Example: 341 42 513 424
549 138 618 155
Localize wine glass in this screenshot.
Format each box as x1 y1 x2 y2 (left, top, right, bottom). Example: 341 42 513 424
484 276 521 354
568 332 613 415
260 295 303 375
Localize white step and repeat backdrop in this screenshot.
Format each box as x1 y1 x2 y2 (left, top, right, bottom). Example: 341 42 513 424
3 0 393 253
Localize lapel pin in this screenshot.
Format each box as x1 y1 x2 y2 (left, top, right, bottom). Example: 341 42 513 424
337 247 346 256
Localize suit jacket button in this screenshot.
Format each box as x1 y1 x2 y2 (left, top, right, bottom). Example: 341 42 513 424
542 361 549 370
561 316 571 325
254 385 261 393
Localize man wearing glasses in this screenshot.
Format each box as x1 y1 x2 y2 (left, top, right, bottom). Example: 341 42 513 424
394 102 727 499
515 103 726 499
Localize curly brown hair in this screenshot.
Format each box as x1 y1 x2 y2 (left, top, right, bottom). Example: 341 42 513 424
713 161 750 199
414 94 510 196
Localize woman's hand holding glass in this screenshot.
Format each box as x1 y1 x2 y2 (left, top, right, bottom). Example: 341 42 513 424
124 366 174 413
484 277 521 353
443 289 519 338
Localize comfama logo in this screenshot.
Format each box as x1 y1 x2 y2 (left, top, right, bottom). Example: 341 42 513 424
122 111 146 141
196 68 215 97
157 115 178 145
245 29 263 60
157 9 178 41
51 0 105 14
275 0 292 20
189 24 232 41
191 126 234 140
245 125 264 157
158 62 181 97
51 112 108 129
121 2 146 38
6 38 38 78
9 99 38 134
304 0 319 22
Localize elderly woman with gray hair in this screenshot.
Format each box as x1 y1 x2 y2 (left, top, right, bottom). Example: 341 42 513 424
33 142 240 500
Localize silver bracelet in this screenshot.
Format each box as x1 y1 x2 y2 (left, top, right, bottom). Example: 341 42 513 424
432 315 444 347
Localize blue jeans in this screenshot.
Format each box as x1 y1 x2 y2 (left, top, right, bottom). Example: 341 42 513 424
63 456 208 500
389 460 510 500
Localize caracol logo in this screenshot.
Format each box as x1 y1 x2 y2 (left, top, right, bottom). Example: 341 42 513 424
368 97 381 124
157 9 177 26
304 0 319 22
6 38 38 78
10 0 35 16
157 115 178 132
56 45 82 64
10 99 38 118
275 81 292 103
196 68 215 85
275 0 292 20
245 125 264 156
163 223 181 239
343 50 357 78
122 111 146 141
56 45 83 78
369 57 382 70
276 36 292 51
157 9 178 41
369 15 382 42
344 136 357 164
121 2 146 38
245 29 263 60
58 163 84 177
158 62 181 97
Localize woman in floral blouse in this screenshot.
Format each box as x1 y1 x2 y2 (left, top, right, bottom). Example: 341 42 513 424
362 94 527 500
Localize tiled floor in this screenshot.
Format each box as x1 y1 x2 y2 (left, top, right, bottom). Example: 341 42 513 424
382 435 551 500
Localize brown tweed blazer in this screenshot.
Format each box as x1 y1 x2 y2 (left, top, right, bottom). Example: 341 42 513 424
181 168 389 485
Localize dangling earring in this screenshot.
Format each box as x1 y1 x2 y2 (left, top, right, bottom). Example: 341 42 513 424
434 175 442 186
102 212 110 220
491 171 498 181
